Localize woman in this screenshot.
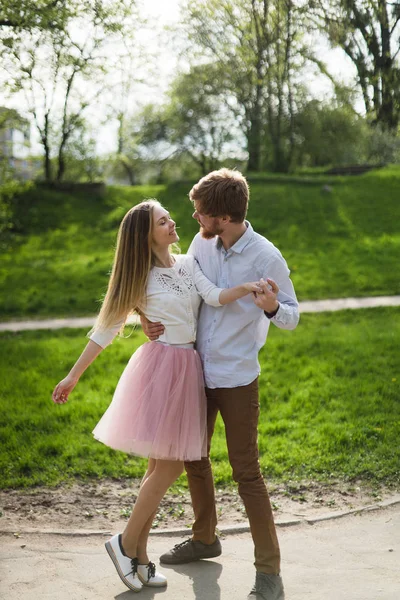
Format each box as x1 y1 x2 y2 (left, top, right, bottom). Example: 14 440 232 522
52 200 261 594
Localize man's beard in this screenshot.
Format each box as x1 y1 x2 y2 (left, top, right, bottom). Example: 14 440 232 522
200 222 224 240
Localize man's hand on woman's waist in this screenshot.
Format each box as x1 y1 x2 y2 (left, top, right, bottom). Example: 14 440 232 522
140 314 165 341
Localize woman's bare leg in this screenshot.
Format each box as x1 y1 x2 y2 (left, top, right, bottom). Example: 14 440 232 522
121 459 184 559
136 458 157 564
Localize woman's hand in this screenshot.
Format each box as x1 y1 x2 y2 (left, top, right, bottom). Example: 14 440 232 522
242 281 264 294
52 374 79 404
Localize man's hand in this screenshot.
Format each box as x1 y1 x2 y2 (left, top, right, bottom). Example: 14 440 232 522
140 314 165 341
252 278 279 313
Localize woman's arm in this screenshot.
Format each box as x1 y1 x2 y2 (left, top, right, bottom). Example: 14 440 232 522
192 257 261 306
218 282 261 305
52 340 104 404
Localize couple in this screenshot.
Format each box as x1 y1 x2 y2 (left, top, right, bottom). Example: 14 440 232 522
52 168 299 600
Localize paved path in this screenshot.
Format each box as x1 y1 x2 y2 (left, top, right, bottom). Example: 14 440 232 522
1 504 399 600
1 295 400 332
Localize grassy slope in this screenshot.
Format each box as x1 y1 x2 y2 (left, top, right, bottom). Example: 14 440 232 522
1 166 400 320
1 307 399 489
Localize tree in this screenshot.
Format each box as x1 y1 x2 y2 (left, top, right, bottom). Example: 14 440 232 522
60 121 103 182
1 1 139 182
177 0 309 172
112 103 170 185
0 108 32 236
293 99 368 166
310 0 400 130
116 65 243 182
0 0 67 32
165 65 242 175
109 42 153 186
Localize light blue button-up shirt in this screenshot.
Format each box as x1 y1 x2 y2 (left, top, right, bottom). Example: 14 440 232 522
188 221 299 389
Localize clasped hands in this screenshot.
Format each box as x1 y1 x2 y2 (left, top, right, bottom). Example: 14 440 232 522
141 277 279 341
252 277 280 313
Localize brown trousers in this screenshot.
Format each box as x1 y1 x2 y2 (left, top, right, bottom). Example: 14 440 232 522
184 378 281 574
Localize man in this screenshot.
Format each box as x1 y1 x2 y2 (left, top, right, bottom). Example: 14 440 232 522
142 168 299 600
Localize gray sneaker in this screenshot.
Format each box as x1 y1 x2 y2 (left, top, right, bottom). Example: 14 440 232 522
247 572 285 600
160 537 222 564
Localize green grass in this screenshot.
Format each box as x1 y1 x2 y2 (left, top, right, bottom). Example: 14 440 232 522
1 166 400 320
1 307 399 489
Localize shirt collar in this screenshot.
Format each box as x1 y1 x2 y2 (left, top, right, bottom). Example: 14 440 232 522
216 220 254 254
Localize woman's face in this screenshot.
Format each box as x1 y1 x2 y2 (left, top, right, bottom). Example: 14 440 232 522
151 204 179 248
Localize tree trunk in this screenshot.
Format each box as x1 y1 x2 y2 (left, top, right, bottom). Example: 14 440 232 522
247 83 263 172
120 158 136 185
42 113 52 182
359 73 372 115
117 112 124 154
273 141 289 172
378 69 398 129
286 1 295 172
44 143 52 182
378 6 398 130
56 146 66 181
320 0 400 130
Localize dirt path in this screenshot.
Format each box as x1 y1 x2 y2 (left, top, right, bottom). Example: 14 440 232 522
1 478 398 534
1 295 400 332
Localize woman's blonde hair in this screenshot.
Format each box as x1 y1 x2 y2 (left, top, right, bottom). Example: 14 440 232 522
90 199 160 336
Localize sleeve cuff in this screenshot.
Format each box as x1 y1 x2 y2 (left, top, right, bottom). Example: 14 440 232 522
89 330 115 349
209 287 224 307
264 303 280 319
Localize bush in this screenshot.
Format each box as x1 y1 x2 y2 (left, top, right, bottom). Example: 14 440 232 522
0 179 32 237
366 126 400 164
294 100 369 167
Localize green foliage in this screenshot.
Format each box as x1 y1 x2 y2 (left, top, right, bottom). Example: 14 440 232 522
293 100 368 167
113 104 170 185
0 180 32 235
164 64 242 174
1 167 399 319
0 0 68 34
311 1 400 130
0 108 33 235
0 327 149 488
366 125 400 164
256 308 400 483
1 0 139 182
179 0 309 172
0 308 399 488
62 126 103 183
0 0 136 38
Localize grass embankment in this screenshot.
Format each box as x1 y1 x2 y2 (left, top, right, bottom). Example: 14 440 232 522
1 307 399 489
1 166 400 320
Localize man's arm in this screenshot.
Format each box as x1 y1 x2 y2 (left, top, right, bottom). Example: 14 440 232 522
255 254 299 330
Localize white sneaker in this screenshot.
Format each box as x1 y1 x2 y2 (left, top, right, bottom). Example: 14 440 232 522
137 561 167 587
105 533 142 593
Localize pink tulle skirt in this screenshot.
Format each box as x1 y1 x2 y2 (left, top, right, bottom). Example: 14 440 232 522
92 341 207 461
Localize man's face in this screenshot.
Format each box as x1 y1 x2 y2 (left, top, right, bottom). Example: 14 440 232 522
192 202 224 239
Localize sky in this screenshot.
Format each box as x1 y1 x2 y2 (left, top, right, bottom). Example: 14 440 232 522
1 0 360 158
